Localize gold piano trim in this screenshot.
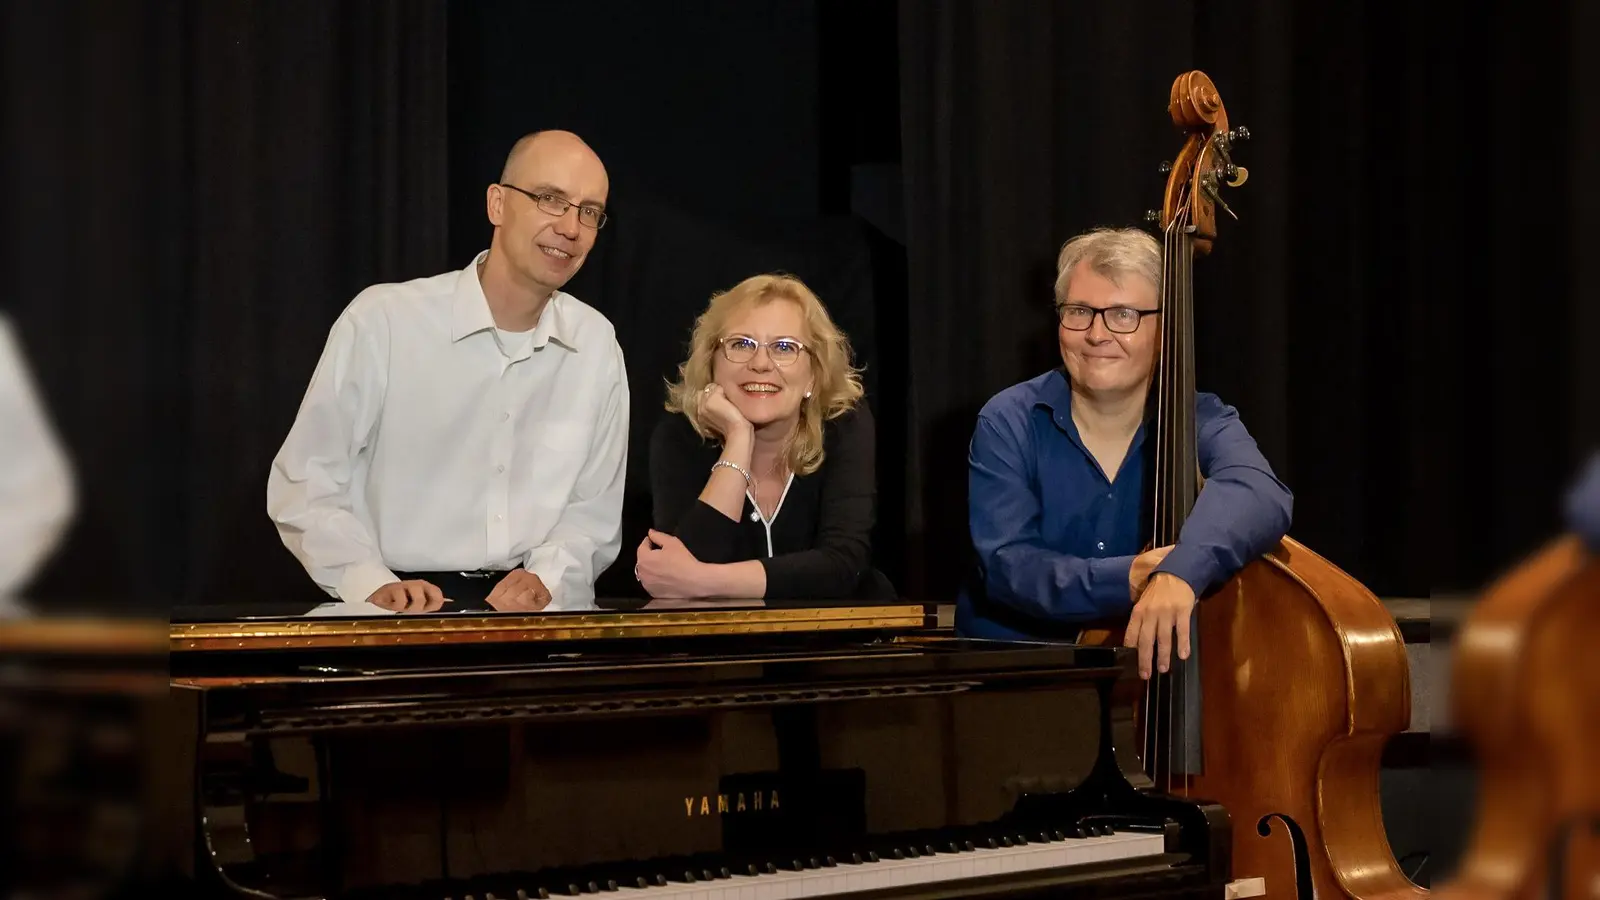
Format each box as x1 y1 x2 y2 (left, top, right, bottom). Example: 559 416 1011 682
169 604 933 652
0 617 168 654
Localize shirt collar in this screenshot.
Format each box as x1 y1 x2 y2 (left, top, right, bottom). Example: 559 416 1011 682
1035 366 1074 414
450 250 580 352
1033 367 1148 449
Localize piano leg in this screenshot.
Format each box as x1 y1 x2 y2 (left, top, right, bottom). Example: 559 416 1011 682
1006 675 1232 890
182 723 329 898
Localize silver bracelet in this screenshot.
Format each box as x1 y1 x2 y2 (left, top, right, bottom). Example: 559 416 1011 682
712 459 754 486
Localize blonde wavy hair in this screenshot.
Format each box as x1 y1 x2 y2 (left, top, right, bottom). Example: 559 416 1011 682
665 273 864 477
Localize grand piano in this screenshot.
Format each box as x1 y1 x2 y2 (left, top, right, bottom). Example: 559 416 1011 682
158 599 1232 900
6 600 1236 899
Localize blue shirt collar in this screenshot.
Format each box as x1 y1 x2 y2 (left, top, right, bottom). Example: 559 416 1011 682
1032 367 1148 456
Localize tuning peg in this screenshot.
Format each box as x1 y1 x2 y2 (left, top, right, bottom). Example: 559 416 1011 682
1230 126 1250 143
1201 178 1239 220
1144 209 1160 223
1158 160 1172 175
1225 164 1249 188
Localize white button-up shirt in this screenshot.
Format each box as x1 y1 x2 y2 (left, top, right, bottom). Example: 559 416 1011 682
267 251 629 610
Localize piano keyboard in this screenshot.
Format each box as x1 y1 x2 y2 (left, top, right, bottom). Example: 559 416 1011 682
580 831 1163 900
360 827 1170 900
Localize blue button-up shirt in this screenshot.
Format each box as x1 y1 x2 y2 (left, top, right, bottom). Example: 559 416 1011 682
955 368 1293 641
1567 452 1600 550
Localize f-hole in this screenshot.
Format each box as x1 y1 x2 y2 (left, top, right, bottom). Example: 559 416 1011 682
1257 813 1313 900
1545 813 1600 900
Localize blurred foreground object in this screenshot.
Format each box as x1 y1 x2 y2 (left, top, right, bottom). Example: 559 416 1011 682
1434 452 1600 899
0 313 75 599
1565 452 1600 550
0 611 172 899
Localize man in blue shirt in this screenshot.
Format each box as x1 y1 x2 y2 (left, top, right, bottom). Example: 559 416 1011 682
957 227 1293 681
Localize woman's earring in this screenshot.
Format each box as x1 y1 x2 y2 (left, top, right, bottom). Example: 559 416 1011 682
804 391 812 399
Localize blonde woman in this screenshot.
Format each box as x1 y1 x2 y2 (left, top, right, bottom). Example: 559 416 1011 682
635 274 892 602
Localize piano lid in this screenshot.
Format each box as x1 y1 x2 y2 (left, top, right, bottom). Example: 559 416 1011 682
168 601 934 652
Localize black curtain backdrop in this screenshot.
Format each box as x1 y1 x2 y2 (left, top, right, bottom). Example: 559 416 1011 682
2 0 449 608
2 0 1595 610
1429 0 1600 592
898 0 1598 601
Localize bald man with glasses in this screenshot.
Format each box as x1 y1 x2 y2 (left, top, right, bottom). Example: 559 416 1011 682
269 130 629 614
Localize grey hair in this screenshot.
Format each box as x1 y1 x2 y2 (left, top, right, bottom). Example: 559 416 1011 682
1052 227 1162 305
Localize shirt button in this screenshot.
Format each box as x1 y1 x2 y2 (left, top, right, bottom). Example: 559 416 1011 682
501 411 510 421
496 464 506 473
1096 541 1106 551
1106 493 1114 500
496 514 503 521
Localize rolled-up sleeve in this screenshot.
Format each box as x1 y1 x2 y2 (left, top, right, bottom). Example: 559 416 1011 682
648 414 748 564
1152 394 1293 596
267 307 396 604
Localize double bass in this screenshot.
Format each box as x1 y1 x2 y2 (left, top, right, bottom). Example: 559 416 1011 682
1433 475 1600 898
1079 71 1422 900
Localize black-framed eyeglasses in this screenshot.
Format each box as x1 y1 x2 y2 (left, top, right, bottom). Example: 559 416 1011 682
498 183 608 229
719 335 809 367
1056 303 1161 334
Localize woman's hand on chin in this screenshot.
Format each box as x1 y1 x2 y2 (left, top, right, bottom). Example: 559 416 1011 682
700 384 754 442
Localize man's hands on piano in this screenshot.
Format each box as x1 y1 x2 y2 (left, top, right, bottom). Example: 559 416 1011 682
484 568 552 612
367 579 446 613
635 529 708 598
1124 571 1196 680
